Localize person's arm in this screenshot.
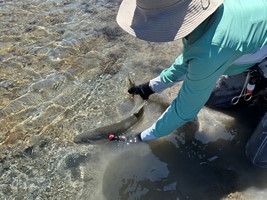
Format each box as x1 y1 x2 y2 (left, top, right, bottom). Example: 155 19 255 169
149 54 187 93
160 54 188 83
141 46 234 141
128 54 187 99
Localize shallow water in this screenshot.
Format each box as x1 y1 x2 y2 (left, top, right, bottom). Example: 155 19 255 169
0 0 267 199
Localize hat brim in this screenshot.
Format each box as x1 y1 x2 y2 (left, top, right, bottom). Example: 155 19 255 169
117 0 224 42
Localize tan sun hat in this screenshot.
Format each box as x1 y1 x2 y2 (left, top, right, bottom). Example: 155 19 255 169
116 0 224 42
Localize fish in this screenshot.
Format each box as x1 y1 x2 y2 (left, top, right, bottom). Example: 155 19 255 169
73 75 146 144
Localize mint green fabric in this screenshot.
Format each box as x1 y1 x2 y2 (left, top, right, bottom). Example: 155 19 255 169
151 0 267 138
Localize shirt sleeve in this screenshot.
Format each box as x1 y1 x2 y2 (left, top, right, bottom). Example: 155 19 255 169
142 45 236 139
160 54 188 83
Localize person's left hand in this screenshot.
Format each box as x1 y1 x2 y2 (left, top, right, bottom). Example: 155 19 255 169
128 82 155 100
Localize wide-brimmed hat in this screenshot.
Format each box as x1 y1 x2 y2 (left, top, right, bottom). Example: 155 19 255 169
117 0 224 42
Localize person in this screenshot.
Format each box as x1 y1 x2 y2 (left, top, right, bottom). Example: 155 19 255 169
116 0 267 161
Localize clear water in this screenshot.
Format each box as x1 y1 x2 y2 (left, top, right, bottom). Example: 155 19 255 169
0 0 267 199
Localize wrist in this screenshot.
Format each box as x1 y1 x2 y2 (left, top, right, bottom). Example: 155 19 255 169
139 82 155 100
149 75 185 93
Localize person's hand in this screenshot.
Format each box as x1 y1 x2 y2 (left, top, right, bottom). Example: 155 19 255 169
128 82 155 100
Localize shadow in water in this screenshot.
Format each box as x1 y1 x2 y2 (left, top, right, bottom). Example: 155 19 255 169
101 102 267 200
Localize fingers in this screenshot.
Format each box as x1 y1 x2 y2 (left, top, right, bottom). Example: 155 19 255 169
128 86 148 100
128 82 154 100
128 86 139 95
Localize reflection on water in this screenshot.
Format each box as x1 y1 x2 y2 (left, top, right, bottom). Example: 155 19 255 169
0 0 267 199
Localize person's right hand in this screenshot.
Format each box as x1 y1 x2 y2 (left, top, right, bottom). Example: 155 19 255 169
128 82 155 100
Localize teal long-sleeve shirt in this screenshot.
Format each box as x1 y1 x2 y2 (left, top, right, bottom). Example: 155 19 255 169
149 0 267 139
